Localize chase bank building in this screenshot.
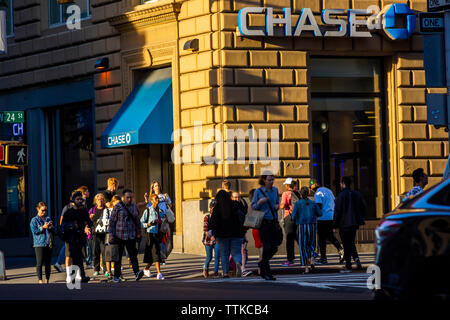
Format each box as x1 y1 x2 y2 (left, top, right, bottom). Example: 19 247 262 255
0 0 447 255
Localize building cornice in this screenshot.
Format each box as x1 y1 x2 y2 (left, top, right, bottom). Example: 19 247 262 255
109 1 183 31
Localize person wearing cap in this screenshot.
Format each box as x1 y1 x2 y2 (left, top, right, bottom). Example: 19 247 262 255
310 179 344 265
280 177 300 267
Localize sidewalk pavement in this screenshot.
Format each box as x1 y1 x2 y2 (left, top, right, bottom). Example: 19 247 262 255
1 252 375 284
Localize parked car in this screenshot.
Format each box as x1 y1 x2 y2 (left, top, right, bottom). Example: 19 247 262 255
374 178 450 300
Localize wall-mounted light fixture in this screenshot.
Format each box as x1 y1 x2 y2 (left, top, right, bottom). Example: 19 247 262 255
183 38 199 52
57 0 75 4
95 57 109 70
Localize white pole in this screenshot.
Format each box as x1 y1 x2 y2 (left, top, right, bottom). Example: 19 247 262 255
0 250 6 280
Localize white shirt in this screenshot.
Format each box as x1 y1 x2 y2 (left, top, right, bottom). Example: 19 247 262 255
314 187 335 221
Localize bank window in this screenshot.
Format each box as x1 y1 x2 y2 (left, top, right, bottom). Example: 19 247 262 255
4 0 13 37
0 119 27 238
310 58 385 219
49 0 91 27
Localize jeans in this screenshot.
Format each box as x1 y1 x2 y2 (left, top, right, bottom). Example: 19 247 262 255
339 227 359 269
56 244 66 265
84 238 92 265
35 246 53 281
217 238 242 275
258 220 279 276
283 216 298 262
317 220 342 259
92 234 106 272
114 238 140 278
204 244 220 273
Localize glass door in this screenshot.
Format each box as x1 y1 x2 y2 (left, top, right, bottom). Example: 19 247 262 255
310 58 386 219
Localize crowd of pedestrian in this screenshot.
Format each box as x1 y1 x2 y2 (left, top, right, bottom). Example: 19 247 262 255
30 177 174 284
30 167 428 284
202 173 370 280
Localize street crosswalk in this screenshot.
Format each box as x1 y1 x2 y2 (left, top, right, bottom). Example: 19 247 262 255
185 272 371 291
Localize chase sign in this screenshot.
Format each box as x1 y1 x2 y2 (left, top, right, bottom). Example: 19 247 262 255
238 4 416 40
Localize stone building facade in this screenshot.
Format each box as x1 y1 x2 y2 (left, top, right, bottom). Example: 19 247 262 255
0 0 447 255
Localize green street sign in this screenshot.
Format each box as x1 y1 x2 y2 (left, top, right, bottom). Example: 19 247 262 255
2 111 25 123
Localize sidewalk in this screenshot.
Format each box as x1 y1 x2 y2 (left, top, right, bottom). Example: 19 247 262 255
1 252 375 284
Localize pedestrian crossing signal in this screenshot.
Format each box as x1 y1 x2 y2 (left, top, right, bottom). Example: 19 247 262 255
5 145 28 165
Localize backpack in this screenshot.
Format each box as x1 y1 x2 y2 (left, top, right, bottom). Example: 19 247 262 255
291 190 301 207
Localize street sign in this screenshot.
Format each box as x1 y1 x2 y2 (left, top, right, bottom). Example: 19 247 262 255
2 111 24 123
426 93 448 126
424 34 446 87
5 144 28 165
0 145 3 161
428 0 450 12
419 12 445 33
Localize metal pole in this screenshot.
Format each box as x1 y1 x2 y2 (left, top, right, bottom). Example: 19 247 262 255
444 11 450 179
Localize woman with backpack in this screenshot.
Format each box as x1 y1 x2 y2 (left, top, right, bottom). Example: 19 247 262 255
89 193 111 278
209 190 245 278
202 199 221 278
30 202 54 284
141 194 166 280
291 187 322 274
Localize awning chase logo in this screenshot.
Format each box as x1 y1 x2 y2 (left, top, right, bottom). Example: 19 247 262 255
238 3 416 40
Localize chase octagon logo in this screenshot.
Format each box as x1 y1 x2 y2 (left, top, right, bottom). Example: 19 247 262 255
382 3 417 40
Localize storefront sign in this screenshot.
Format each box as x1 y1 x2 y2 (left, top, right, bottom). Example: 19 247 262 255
106 132 134 147
419 12 444 33
428 0 450 12
238 4 416 40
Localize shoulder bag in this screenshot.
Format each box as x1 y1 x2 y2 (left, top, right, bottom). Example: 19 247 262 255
259 188 283 247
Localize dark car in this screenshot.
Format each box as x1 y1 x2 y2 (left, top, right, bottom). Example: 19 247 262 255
374 178 450 300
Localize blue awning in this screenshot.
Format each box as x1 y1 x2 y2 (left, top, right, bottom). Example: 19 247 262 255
101 67 173 148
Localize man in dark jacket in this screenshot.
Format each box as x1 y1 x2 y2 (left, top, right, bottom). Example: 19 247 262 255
109 189 144 283
333 176 365 272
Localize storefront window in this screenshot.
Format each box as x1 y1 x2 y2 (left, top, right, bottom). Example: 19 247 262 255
310 58 385 219
0 120 27 238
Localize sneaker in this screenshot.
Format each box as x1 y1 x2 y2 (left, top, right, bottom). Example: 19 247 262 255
222 274 230 279
104 272 110 278
112 277 121 283
213 272 220 278
236 263 242 278
144 269 153 278
339 249 345 264
157 273 165 280
242 270 253 277
315 258 328 265
281 261 295 267
355 258 363 270
93 271 99 277
135 270 144 281
85 263 93 270
340 267 352 273
53 263 64 273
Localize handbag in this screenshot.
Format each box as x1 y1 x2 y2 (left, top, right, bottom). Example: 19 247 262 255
243 209 265 229
104 244 120 262
259 188 284 246
166 206 175 223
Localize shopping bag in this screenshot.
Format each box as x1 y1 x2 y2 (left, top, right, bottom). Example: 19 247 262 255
243 210 265 229
105 244 119 262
